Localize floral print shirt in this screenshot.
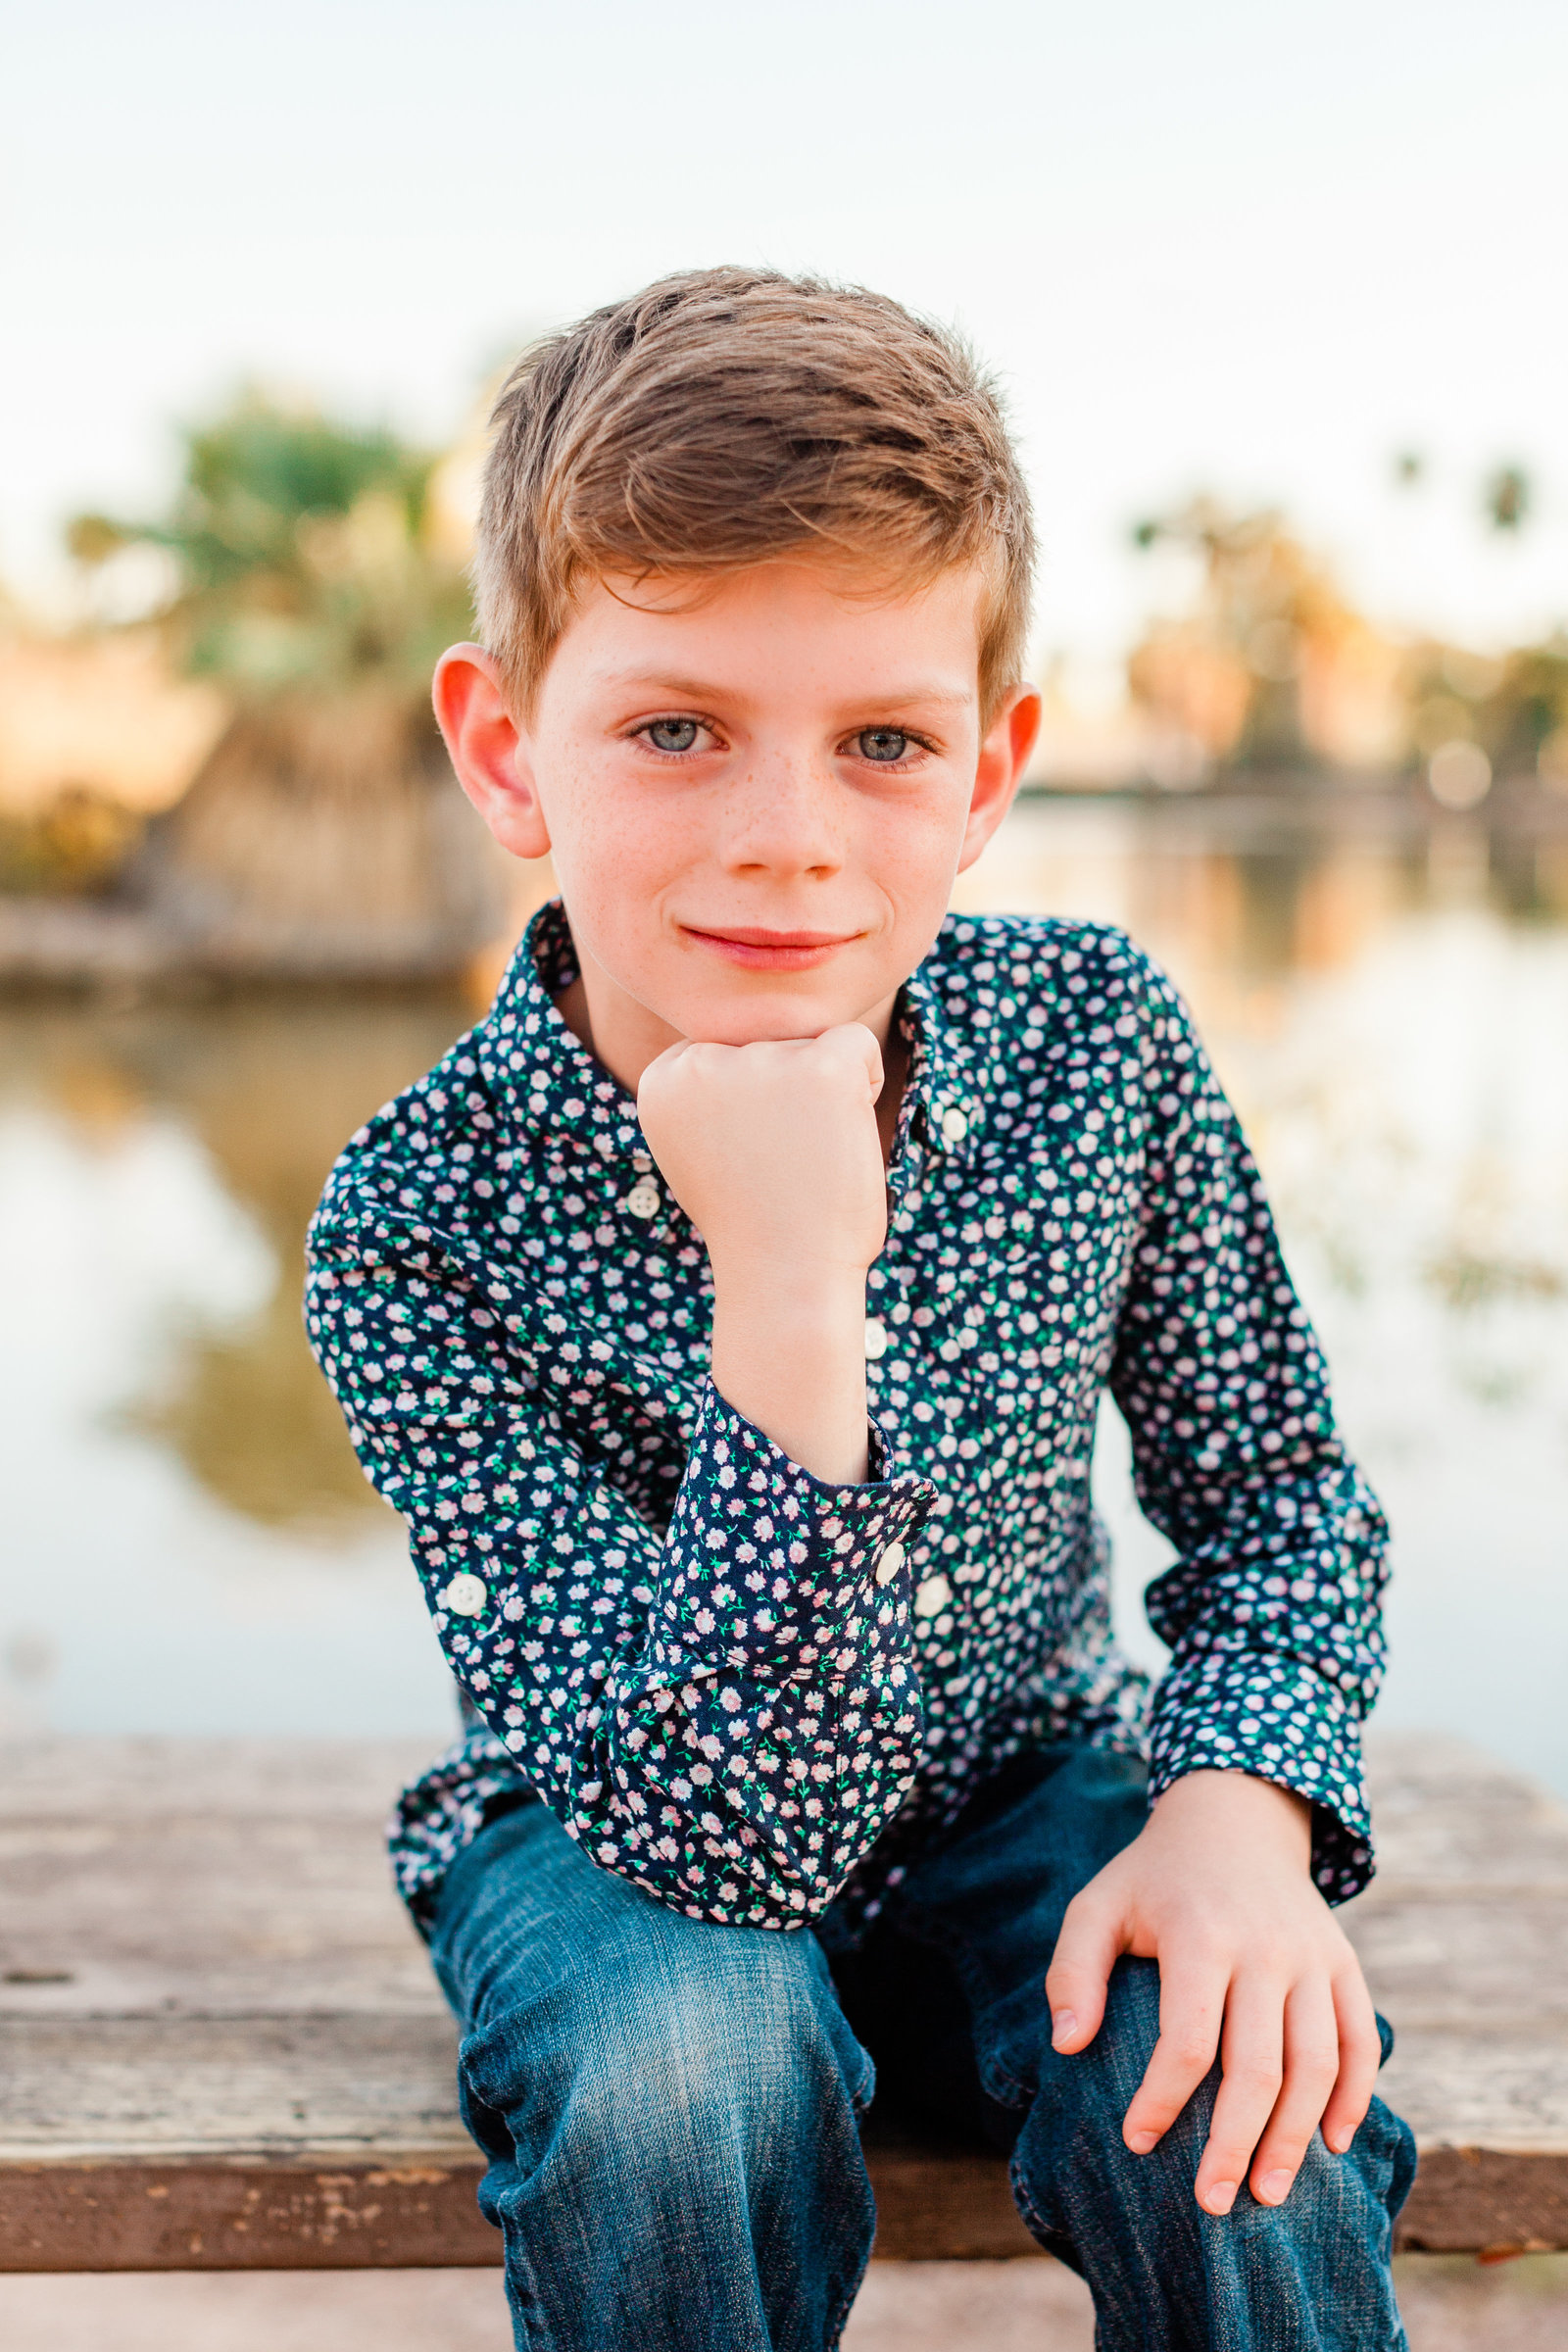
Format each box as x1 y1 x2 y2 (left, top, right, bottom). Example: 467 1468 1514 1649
305 901 1389 1938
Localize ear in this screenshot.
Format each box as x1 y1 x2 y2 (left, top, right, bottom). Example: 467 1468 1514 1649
433 644 553 861
956 683 1041 874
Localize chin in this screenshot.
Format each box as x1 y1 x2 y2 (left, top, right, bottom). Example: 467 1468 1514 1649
679 990 856 1046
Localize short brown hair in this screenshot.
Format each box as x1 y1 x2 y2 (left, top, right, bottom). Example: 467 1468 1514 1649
473 268 1035 722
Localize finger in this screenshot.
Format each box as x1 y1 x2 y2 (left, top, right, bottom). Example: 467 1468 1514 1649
1319 1964 1384 2156
1247 1976 1342 2206
1045 1887 1126 2054
1191 1974 1287 2215
1120 1956 1228 2160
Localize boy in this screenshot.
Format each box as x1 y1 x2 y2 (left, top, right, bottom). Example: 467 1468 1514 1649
306 269 1413 2351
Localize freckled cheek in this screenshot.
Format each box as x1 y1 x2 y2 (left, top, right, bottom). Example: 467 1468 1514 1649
543 759 693 907
861 807 968 933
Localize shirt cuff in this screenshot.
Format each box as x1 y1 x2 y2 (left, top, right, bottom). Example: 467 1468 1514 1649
1146 1652 1374 1904
648 1381 936 1687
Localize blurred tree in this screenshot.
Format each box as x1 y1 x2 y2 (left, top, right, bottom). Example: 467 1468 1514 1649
70 398 474 696
68 396 506 975
1407 634 1568 788
1127 500 1403 779
1484 464 1532 533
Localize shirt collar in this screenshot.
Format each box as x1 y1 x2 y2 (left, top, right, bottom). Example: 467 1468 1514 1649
476 900 649 1166
475 899 986 1175
894 939 987 1174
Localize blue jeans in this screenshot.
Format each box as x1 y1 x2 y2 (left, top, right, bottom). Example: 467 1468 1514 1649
429 1746 1415 2352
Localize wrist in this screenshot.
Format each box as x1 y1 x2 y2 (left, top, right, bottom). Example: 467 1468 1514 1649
710 1256 869 1331
709 1271 871 1487
1152 1769 1312 1864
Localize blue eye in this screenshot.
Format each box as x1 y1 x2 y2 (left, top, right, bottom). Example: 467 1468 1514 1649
858 728 910 763
646 718 700 754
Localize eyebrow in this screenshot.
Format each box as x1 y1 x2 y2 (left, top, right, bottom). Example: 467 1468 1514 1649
587 668 973 712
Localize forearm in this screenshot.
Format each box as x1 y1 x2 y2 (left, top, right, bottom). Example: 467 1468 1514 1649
638 1024 891 1488
710 1267 871 1485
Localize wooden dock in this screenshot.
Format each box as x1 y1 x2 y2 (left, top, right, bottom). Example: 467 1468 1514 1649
1 1733 1565 2270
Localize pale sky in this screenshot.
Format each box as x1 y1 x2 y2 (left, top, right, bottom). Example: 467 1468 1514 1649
4 0 1565 670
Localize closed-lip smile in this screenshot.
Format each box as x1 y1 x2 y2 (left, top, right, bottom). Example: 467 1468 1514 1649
680 923 861 970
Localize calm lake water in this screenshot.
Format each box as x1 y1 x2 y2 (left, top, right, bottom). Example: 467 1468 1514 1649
4 793 1567 1797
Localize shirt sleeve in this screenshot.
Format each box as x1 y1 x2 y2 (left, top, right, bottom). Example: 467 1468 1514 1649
1108 953 1391 1904
305 1201 935 1931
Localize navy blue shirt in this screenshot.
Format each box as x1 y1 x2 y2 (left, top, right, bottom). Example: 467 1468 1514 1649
306 902 1389 1936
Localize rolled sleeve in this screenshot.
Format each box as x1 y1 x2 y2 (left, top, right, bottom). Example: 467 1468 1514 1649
644 1384 934 1688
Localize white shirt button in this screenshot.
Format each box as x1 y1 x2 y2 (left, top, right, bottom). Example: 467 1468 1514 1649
863 1317 888 1361
913 1572 952 1619
625 1182 661 1219
941 1106 969 1145
874 1540 906 1588
442 1573 488 1618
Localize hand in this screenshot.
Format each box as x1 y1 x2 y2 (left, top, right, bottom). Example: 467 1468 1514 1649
637 1024 889 1482
1044 1770 1383 2214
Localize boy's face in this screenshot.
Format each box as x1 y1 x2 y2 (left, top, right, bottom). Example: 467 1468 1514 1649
437 558 1039 1075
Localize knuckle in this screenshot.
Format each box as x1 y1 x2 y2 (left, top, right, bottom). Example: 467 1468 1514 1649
1290 2057 1340 2104
1165 2023 1222 2060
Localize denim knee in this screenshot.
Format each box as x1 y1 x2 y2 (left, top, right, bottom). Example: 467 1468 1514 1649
1009 1956 1416 2350
458 1920 878 2352
479 1929 864 2154
429 1810 877 2350
1011 1954 1409 2219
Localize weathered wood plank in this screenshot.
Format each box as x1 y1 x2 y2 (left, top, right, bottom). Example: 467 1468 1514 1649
0 2018 472 2163
0 2157 498 2272
1 1733 1565 2268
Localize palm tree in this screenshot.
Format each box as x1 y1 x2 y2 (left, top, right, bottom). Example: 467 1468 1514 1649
70 397 507 977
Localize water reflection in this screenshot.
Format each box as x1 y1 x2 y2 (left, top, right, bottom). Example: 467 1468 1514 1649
2 997 469 1526
0 994 475 1740
3 796 1566 1787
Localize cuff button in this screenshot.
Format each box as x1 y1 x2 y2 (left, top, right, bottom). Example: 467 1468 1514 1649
874 1540 906 1588
441 1573 488 1617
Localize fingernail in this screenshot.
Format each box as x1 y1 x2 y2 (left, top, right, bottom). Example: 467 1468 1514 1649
1325 2124 1354 2154
1202 2180 1237 2216
1051 2010 1077 2049
1256 2169 1294 2206
1127 2130 1158 2155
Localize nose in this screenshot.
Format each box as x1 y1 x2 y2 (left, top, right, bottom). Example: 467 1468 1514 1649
717 749 846 881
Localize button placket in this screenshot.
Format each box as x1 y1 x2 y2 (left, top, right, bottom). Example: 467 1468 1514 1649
624 1149 662 1221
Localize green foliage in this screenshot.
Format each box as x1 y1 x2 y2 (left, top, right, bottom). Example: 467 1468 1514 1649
69 395 474 700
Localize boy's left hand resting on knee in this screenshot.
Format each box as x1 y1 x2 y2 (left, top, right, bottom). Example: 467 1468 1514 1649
1045 1767 1383 2217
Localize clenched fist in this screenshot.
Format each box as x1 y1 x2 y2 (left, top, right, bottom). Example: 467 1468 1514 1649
638 1025 890 1482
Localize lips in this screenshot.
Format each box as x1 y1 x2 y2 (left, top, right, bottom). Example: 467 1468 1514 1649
680 923 861 970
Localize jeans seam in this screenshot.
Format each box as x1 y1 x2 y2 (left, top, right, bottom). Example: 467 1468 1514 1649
824 2238 873 2352
1007 2145 1058 2247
